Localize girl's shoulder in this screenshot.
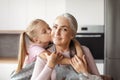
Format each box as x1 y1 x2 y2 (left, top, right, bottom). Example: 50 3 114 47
28 44 45 53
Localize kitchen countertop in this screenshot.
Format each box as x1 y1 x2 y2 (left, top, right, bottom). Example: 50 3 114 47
0 30 24 34
0 58 17 63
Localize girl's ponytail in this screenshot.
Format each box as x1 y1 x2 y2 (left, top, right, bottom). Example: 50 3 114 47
15 19 44 73
16 32 27 73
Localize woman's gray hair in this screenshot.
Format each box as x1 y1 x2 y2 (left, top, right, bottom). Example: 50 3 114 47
59 13 78 37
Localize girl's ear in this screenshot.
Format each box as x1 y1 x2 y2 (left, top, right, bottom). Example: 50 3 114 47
32 37 38 42
33 37 41 43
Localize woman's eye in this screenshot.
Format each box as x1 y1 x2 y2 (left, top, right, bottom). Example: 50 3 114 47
64 29 67 31
63 28 67 31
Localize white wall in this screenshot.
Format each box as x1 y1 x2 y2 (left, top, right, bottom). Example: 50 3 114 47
0 0 66 30
0 63 17 80
65 0 104 26
0 0 104 30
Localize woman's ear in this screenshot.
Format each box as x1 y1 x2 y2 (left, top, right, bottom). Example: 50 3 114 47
70 33 74 39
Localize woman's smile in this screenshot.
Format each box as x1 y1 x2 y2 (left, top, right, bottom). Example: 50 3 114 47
53 37 62 42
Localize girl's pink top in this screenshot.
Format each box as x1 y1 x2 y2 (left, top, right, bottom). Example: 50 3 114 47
25 44 45 64
31 45 100 80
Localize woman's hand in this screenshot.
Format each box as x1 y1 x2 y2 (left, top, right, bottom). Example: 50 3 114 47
70 55 88 74
45 52 63 69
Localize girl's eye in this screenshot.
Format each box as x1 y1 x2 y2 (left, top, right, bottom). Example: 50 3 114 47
41 30 46 34
48 27 51 30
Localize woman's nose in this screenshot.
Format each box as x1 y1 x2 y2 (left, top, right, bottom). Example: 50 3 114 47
55 29 60 36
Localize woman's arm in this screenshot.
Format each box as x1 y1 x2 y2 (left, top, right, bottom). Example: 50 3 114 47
31 51 54 80
31 56 53 80
31 51 64 80
81 46 100 75
70 55 88 74
72 39 100 75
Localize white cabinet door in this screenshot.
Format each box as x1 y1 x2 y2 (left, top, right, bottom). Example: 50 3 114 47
8 0 27 30
27 0 45 23
45 0 65 27
0 0 27 30
0 0 46 30
0 0 9 28
66 0 104 25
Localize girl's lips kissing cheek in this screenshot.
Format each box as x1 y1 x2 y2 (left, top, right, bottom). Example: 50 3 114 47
54 37 62 41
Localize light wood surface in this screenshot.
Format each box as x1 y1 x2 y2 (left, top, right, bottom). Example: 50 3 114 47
0 30 24 34
0 58 18 63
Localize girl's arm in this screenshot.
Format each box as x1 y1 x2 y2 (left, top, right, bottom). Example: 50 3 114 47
55 39 84 65
39 51 70 65
56 39 85 65
73 39 83 59
39 39 84 65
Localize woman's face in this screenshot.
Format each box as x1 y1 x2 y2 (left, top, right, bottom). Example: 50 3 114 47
51 16 74 46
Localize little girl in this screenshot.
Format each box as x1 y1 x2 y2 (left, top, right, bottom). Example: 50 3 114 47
10 19 52 79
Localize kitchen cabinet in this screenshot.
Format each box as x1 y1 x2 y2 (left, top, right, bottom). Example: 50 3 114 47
65 0 104 26
0 0 27 30
0 0 65 30
0 0 104 30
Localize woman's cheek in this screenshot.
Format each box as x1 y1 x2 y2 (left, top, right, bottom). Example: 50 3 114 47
51 31 54 38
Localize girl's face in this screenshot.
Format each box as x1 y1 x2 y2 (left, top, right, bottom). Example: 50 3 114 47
51 16 74 46
35 22 51 44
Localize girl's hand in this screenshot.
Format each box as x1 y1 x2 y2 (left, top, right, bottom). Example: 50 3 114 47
57 57 71 65
39 51 51 60
45 52 63 69
70 55 88 73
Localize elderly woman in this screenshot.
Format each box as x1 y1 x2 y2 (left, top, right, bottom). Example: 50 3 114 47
31 13 101 80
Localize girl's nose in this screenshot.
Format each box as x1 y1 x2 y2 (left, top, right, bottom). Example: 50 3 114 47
48 29 51 33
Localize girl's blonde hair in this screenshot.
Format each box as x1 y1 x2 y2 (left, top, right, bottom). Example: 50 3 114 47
16 19 46 73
